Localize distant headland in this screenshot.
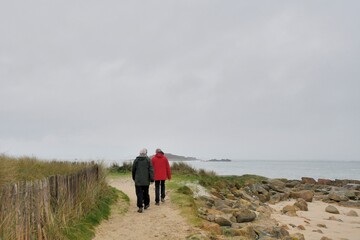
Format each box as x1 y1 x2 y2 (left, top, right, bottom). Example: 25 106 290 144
162 153 198 161
206 158 232 162
159 153 231 162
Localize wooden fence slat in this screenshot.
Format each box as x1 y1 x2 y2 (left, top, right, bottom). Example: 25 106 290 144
0 164 100 239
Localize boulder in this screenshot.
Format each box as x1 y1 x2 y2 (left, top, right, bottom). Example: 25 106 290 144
301 177 316 184
282 205 298 216
256 206 273 218
290 233 305 240
285 180 301 188
201 222 222 235
248 183 270 202
346 210 358 217
268 179 287 192
327 192 349 202
214 216 232 226
269 193 282 204
233 209 257 223
294 198 308 211
318 178 333 185
290 190 314 202
253 225 290 239
325 205 340 214
231 226 257 239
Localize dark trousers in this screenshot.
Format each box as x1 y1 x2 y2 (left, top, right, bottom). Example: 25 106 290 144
155 180 166 203
135 185 150 208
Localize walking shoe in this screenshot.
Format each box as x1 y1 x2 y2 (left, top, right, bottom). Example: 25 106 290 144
155 202 160 206
137 208 143 213
144 205 150 210
161 198 165 203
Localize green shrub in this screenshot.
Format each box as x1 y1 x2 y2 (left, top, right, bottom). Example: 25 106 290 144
108 161 133 173
177 185 193 195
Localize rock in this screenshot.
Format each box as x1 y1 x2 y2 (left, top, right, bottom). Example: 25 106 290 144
290 190 314 202
301 177 316 184
338 201 360 208
328 192 349 202
320 237 332 240
248 183 270 202
346 210 358 217
325 205 340 214
317 223 327 228
318 178 333 185
214 216 232 226
256 206 272 217
231 226 257 239
233 209 257 223
253 225 290 239
268 179 287 192
233 198 257 210
328 216 343 222
297 225 306 230
286 180 301 188
294 198 308 211
291 233 305 240
344 190 357 200
201 222 221 235
313 229 323 233
282 205 298 216
269 193 282 204
226 193 236 200
186 232 209 240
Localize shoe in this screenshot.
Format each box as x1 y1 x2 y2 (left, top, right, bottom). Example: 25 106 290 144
155 202 160 206
161 198 165 203
137 208 143 213
144 205 149 210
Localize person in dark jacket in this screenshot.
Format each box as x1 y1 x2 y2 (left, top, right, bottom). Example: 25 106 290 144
132 148 154 213
151 148 171 205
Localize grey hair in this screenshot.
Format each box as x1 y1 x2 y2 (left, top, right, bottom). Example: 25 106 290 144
139 148 148 156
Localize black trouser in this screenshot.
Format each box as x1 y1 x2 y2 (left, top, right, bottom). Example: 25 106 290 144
135 185 150 208
155 180 166 203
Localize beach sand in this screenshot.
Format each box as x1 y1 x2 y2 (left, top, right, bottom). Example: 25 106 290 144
271 200 360 240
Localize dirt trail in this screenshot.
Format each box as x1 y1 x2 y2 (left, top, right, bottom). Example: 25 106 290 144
93 176 195 240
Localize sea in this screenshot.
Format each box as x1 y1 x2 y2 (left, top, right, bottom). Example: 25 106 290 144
173 160 360 181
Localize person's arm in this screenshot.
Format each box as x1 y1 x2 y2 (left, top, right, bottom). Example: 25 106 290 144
132 159 137 181
165 158 171 180
149 158 154 182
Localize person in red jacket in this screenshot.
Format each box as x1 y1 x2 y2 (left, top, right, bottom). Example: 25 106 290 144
151 148 171 205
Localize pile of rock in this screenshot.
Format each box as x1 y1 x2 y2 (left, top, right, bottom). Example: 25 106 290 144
193 177 360 239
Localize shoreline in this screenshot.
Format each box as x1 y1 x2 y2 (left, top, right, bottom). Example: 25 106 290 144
271 199 360 240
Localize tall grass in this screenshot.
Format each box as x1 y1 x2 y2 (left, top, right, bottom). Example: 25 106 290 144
0 154 117 239
0 154 89 187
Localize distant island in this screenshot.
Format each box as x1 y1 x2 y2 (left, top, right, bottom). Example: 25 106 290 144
207 158 232 162
150 153 232 162
162 153 198 161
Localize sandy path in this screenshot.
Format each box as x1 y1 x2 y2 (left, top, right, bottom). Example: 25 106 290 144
271 200 360 240
93 176 195 240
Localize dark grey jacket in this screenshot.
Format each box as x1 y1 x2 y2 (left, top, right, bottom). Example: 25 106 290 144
132 156 154 186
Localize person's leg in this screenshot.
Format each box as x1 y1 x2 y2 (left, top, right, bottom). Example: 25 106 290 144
160 180 166 202
155 180 160 204
143 185 150 208
135 185 143 212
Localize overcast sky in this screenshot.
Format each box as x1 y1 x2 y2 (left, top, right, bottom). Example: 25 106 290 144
1 1 359 161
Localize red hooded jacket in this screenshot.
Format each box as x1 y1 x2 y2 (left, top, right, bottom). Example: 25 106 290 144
151 153 171 180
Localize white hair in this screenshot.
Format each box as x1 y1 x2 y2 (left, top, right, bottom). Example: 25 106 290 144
139 148 148 156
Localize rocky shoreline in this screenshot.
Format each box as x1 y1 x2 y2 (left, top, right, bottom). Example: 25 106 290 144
189 177 360 240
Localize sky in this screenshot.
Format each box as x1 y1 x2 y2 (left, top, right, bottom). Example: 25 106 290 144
1 1 359 161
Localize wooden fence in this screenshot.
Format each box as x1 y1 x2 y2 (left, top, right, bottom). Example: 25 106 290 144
0 165 99 240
